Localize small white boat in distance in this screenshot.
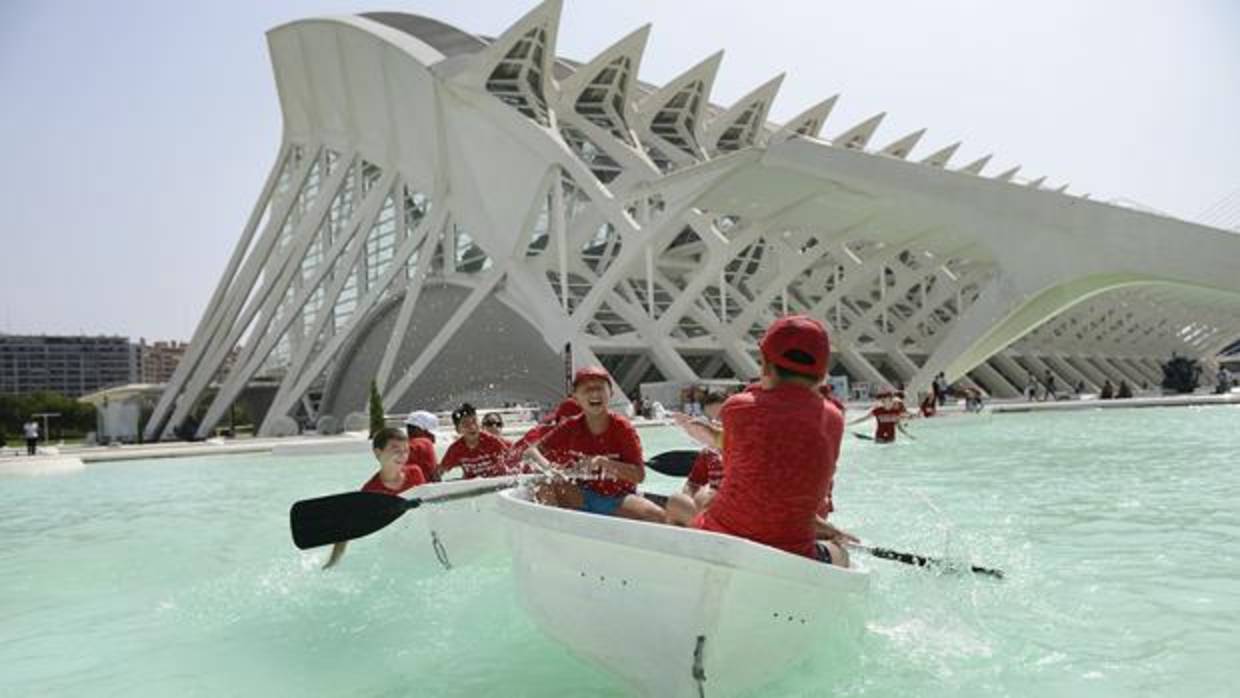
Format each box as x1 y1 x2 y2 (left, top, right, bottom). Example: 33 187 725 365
496 488 871 697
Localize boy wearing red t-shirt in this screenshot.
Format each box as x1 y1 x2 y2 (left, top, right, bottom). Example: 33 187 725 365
440 403 512 479
663 391 728 526
534 367 665 523
323 427 424 569
691 316 850 567
848 389 907 443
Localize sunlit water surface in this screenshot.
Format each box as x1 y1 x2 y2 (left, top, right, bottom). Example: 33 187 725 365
3 405 1239 697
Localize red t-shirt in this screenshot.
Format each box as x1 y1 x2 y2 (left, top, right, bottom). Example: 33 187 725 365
360 463 426 495
440 431 511 479
538 413 643 498
405 436 439 481
694 383 843 559
870 405 904 443
687 448 724 489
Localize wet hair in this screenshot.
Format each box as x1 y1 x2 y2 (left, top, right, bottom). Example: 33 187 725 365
372 426 407 451
451 402 476 428
701 390 728 407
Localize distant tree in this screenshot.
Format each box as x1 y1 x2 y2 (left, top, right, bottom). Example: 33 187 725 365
368 379 385 437
1161 355 1201 394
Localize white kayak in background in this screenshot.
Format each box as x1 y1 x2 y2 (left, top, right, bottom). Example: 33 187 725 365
403 474 533 569
496 487 871 697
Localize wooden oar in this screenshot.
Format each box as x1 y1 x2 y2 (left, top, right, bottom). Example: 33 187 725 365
852 543 1004 579
289 481 518 550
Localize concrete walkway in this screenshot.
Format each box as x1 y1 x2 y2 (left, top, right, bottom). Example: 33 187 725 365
0 417 678 470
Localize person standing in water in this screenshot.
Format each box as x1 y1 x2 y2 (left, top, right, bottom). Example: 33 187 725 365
848 388 909 443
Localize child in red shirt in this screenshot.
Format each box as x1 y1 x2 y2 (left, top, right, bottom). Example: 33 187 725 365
533 367 666 522
849 389 907 443
440 403 512 479
691 316 850 567
403 410 441 481
324 427 424 569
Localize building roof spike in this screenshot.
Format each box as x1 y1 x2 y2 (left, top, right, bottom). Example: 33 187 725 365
1026 176 1046 188
556 24 651 99
879 128 926 160
438 0 563 86
1053 183 1070 194
958 154 992 175
920 141 960 168
994 166 1021 182
770 95 838 142
702 73 786 154
635 50 725 115
832 112 885 151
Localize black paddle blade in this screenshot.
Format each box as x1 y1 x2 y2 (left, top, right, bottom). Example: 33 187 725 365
865 546 1004 580
646 449 698 478
290 491 412 550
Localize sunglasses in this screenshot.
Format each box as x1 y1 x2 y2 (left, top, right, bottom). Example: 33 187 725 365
482 418 503 427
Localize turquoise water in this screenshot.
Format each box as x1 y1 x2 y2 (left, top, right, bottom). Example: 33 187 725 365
3 406 1238 697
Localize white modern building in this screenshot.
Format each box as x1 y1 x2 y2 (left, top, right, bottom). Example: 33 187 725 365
146 2 1240 439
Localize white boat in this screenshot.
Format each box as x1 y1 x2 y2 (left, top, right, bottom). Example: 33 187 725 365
402 474 534 569
496 487 872 697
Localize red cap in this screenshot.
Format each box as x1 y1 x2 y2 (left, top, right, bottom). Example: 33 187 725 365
759 315 830 379
572 366 611 388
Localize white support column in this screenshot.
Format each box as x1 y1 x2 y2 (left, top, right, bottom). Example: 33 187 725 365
375 213 447 389
645 247 655 317
1101 356 1148 388
146 143 311 440
970 360 1020 398
1084 356 1129 386
1066 355 1111 388
197 171 396 436
1044 354 1098 392
263 209 449 433
991 352 1034 393
167 149 355 436
1020 354 1073 395
553 173 569 311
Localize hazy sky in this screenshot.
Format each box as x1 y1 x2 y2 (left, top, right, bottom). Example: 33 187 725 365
2 0 1237 341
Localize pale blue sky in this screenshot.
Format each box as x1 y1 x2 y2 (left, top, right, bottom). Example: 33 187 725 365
1 0 1237 340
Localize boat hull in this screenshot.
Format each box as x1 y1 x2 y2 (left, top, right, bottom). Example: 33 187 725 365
497 489 870 697
401 475 531 569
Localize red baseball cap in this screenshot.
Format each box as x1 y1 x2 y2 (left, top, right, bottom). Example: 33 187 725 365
572 366 611 388
759 315 830 379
